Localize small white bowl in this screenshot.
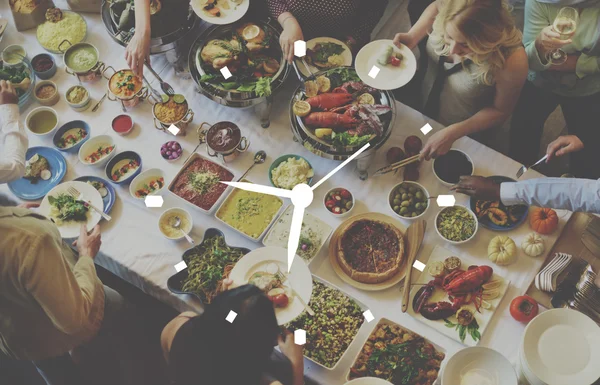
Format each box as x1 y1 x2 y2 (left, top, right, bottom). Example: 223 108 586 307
159 208 193 240
78 134 117 168
442 346 517 385
2 44 27 67
65 85 91 112
324 187 355 218
388 181 430 220
25 106 59 137
33 80 59 106
129 168 166 200
435 205 478 245
432 149 475 187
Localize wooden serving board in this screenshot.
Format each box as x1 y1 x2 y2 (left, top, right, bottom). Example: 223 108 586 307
329 213 408 291
407 246 510 346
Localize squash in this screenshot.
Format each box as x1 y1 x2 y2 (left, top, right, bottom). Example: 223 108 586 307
488 235 517 266
529 207 558 234
522 232 545 257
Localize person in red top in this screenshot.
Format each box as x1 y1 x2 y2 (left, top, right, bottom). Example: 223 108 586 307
266 0 389 62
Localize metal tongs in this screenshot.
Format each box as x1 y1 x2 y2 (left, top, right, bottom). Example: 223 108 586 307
373 154 421 177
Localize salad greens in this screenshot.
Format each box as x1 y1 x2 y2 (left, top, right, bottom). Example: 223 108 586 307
331 132 372 147
199 73 273 97
48 194 88 223
0 63 30 98
311 42 345 63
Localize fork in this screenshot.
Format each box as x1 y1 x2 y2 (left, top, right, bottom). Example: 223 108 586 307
516 154 548 179
67 186 112 222
144 60 174 96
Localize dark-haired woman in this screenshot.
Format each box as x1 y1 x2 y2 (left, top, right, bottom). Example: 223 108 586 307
161 283 304 385
266 0 389 62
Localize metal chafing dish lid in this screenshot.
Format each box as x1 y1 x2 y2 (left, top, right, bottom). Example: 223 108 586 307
188 18 289 102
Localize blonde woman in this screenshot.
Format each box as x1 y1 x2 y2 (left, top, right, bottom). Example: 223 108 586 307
394 0 528 160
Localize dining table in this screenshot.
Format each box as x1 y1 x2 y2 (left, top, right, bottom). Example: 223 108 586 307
0 4 572 384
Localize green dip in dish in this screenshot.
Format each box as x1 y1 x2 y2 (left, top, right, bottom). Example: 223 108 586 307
28 110 57 134
65 44 98 72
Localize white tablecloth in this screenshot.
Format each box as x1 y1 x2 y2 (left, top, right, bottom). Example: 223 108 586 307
0 7 570 384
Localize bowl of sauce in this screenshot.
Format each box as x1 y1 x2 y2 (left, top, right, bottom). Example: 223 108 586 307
111 114 134 136
432 149 474 187
25 107 58 137
158 208 193 240
63 42 104 82
205 121 249 163
33 80 59 106
31 53 56 80
2 45 27 67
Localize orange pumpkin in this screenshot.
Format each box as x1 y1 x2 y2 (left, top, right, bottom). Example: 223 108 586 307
529 207 558 234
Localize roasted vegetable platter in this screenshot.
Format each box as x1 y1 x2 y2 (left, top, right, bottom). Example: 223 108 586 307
469 175 529 231
407 246 510 346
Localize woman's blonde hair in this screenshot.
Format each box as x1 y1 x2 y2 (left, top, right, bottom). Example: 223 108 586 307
430 0 522 85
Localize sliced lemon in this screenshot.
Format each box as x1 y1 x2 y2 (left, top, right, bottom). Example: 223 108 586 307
315 128 333 139
304 80 319 97
482 280 502 290
482 289 500 301
160 94 169 103
29 154 40 163
293 100 311 117
358 93 375 105
173 94 186 104
316 76 331 93
480 300 493 310
242 24 261 40
428 261 445 277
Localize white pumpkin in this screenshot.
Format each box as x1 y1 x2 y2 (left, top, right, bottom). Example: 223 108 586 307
488 235 517 266
522 232 545 257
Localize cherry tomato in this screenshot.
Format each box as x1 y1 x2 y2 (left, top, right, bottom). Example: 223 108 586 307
340 189 352 199
510 295 539 323
269 294 289 308
390 56 401 67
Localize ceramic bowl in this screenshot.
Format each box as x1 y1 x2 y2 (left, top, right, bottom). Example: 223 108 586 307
53 120 90 153
129 168 166 200
25 106 58 137
432 149 475 187
441 346 517 385
2 44 27 67
78 134 116 167
33 80 59 106
111 114 135 136
269 154 314 189
324 187 355 218
435 205 478 245
31 53 56 80
388 181 430 221
105 150 142 185
158 208 193 241
65 85 91 112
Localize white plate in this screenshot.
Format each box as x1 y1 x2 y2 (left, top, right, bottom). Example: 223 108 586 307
263 205 332 265
229 246 312 325
129 168 166 200
295 37 352 78
191 0 249 25
39 181 103 238
407 245 510 346
522 308 600 385
442 346 517 385
344 378 392 385
355 39 416 90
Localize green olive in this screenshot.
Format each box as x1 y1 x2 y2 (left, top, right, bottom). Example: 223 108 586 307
399 207 408 215
341 208 347 213
393 198 401 205
401 193 409 200
399 188 407 195
415 203 423 210
345 201 353 209
408 193 414 199
416 191 424 200
411 212 418 217
401 201 410 207
393 205 400 212
409 186 417 194
394 194 401 201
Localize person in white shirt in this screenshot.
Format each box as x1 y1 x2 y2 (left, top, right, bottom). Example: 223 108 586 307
452 134 600 213
0 80 28 183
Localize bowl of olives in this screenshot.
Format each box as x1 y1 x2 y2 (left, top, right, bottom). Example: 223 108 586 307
388 181 429 220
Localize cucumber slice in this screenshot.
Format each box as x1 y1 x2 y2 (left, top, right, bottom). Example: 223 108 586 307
98 187 108 198
30 154 40 163
40 169 51 180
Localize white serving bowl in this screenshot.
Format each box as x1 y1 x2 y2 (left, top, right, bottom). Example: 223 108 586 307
25 106 59 137
442 346 517 385
323 187 355 218
344 378 392 385
78 134 116 168
435 205 478 245
388 181 430 220
158 207 193 241
129 168 166 200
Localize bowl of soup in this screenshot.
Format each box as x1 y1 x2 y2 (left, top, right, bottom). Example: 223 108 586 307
105 150 142 185
79 135 117 167
158 208 193 240
107 69 145 108
63 42 104 82
53 120 90 153
25 107 58 137
2 45 27 67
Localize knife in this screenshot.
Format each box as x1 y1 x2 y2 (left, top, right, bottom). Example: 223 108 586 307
402 220 426 312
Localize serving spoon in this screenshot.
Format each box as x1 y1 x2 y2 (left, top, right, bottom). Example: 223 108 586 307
237 150 266 181
172 216 194 245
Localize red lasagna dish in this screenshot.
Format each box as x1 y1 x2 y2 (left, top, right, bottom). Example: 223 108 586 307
169 154 234 212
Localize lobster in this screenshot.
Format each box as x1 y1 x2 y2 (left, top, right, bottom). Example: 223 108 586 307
303 112 359 130
412 265 493 320
305 92 355 110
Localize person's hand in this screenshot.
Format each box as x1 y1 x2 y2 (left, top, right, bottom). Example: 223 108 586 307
419 128 456 161
278 330 304 367
451 176 501 201
535 25 572 55
546 135 584 162
73 224 102 259
393 32 418 50
125 30 150 76
0 80 18 105
279 17 303 63
17 202 40 209
221 278 233 292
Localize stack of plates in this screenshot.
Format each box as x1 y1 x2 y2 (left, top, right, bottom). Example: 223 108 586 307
518 309 600 385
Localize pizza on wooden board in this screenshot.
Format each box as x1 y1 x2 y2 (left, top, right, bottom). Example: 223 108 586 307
336 219 405 284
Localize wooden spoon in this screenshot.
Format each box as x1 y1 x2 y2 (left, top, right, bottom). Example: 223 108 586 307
401 219 426 313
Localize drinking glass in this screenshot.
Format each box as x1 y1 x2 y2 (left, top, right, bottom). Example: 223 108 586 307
547 7 578 65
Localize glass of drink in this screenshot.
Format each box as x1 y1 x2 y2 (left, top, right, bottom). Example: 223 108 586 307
547 7 578 65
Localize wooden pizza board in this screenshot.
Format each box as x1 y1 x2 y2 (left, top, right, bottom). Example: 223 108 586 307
329 213 408 291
